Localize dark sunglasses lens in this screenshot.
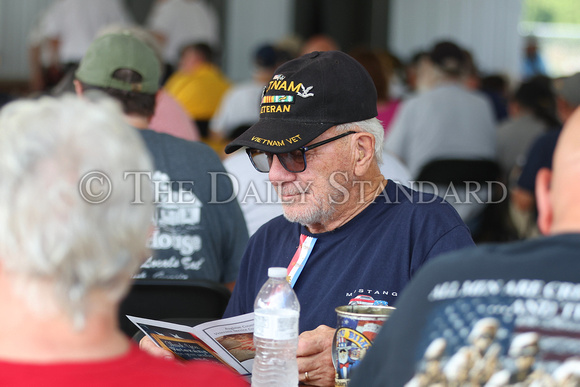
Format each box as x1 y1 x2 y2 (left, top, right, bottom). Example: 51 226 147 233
249 150 271 172
278 150 306 173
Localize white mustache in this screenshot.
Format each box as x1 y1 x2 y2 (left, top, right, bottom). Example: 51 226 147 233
275 182 312 196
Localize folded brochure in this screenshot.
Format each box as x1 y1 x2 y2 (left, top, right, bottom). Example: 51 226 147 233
128 313 255 375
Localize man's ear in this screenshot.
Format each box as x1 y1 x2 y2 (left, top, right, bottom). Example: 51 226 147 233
536 167 553 235
352 132 375 177
73 79 83 96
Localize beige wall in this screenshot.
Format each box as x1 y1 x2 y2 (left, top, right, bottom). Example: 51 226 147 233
388 0 524 80
0 0 525 83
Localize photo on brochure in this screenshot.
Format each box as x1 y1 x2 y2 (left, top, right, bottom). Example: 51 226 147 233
128 313 255 376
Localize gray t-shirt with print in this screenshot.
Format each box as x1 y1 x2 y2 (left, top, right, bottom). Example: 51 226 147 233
134 129 248 284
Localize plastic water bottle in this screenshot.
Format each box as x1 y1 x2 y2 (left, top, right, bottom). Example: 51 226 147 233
252 267 300 387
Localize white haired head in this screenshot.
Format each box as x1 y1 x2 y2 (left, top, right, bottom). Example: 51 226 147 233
0 94 153 329
335 117 385 164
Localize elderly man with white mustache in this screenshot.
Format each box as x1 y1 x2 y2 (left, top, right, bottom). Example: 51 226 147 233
143 50 475 386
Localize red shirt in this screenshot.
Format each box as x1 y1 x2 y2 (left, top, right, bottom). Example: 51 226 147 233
0 342 249 387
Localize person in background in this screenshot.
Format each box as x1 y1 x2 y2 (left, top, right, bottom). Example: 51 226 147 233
479 74 509 123
385 40 496 179
461 49 481 91
376 50 407 103
522 35 547 80
299 34 340 56
164 42 230 140
74 31 248 290
345 48 412 187
149 87 201 142
349 104 580 387
0 95 247 386
96 24 201 142
462 51 509 123
275 35 302 62
28 0 132 92
385 41 497 228
349 48 401 137
216 44 287 235
210 43 282 149
497 76 559 181
403 51 428 96
146 0 220 82
510 73 579 238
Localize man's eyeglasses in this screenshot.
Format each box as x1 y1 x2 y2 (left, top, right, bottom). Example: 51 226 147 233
246 131 356 173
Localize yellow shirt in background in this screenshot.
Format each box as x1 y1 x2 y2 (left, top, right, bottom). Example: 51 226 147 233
164 63 230 121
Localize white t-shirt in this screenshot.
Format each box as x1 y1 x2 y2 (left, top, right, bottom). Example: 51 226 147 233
210 80 265 139
379 150 412 188
223 150 283 236
31 0 131 63
385 82 497 178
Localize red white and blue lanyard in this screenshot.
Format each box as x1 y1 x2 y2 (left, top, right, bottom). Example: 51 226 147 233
286 234 317 288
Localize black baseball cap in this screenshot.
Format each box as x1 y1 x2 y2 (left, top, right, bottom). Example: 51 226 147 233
224 50 378 154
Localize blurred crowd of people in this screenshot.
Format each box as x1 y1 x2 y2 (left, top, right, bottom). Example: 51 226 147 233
3 0 577 291
1 0 576 272
3 1 580 386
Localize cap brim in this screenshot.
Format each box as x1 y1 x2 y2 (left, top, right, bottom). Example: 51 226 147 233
225 117 334 154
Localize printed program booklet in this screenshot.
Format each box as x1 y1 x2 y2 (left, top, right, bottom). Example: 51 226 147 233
128 313 255 376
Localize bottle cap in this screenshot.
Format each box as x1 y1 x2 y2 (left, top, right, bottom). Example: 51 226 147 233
268 267 287 278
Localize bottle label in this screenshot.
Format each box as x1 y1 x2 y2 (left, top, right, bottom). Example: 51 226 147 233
254 310 299 340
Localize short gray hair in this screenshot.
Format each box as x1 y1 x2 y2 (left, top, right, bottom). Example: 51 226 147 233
416 55 466 92
335 117 385 164
0 95 153 329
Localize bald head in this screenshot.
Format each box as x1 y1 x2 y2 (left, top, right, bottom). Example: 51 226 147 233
553 108 580 177
537 107 580 234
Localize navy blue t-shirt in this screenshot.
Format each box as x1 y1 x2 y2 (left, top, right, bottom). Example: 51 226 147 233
350 233 580 387
517 129 561 192
223 181 474 333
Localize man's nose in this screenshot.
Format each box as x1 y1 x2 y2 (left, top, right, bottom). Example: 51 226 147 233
268 154 296 183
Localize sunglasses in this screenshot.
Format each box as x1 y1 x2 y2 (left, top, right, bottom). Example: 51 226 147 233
246 131 356 173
